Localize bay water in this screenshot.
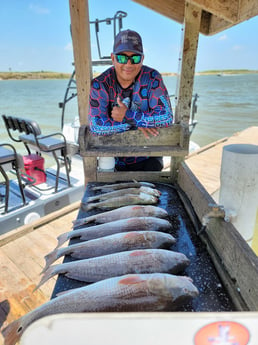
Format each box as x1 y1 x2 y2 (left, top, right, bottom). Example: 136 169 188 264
0 74 257 150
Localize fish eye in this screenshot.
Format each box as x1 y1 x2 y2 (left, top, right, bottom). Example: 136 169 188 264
18 326 23 333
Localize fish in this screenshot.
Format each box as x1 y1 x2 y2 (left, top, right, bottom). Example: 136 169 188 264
73 205 168 227
1 273 199 345
92 181 156 192
87 186 161 203
57 216 173 247
82 193 158 212
36 249 190 288
43 231 176 270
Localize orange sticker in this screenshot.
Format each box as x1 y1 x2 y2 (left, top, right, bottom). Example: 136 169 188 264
194 321 250 345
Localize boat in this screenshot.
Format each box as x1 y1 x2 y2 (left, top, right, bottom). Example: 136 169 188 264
1 1 258 344
0 11 128 235
0 9 199 235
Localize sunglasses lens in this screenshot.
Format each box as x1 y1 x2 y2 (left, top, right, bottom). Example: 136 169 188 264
116 54 142 64
116 55 128 64
131 55 142 64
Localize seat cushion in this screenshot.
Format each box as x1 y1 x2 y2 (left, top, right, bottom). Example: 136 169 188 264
19 134 65 152
0 147 16 164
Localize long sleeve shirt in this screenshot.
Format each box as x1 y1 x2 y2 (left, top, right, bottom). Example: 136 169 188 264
88 65 173 167
88 65 173 136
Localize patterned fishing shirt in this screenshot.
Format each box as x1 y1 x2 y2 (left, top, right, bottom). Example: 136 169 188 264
88 65 173 167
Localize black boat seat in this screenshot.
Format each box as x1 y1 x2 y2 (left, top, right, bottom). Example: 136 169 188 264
0 143 26 213
2 114 71 193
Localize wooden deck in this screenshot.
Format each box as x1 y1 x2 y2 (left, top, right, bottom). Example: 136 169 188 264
0 126 257 344
186 126 258 197
0 203 80 343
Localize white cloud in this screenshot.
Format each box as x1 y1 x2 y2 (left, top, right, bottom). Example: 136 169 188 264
232 45 243 51
218 34 227 41
64 42 73 51
29 3 50 15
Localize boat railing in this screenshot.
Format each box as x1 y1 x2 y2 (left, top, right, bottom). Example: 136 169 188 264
59 10 128 132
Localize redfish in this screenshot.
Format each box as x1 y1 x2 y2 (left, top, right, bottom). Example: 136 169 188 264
43 231 176 270
82 193 158 212
92 181 155 191
1 273 199 345
73 205 168 227
58 216 172 247
87 186 161 202
36 249 190 288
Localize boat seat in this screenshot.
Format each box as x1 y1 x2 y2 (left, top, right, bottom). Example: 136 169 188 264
2 114 71 193
0 143 26 213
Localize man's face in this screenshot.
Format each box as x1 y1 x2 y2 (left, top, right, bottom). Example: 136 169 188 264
111 51 144 86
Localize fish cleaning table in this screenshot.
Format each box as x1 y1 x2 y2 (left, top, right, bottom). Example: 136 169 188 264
51 182 236 312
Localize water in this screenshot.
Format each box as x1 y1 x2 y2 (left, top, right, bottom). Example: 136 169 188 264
0 74 257 149
164 73 258 147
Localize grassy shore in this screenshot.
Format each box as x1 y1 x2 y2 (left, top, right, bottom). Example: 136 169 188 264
1 69 258 80
0 71 71 80
196 69 258 75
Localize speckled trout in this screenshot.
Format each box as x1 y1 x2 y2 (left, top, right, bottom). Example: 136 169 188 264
73 205 168 227
36 249 190 288
82 193 158 212
57 217 172 247
43 231 176 271
1 273 199 345
87 186 161 203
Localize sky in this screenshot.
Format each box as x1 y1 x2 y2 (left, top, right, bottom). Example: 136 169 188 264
1 0 258 74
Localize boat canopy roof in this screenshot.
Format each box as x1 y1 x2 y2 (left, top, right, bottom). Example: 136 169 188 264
132 0 258 35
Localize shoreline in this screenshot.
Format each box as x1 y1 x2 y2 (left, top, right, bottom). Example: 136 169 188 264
0 69 258 80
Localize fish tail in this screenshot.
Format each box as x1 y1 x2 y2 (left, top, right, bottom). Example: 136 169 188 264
56 232 70 248
42 248 59 273
87 195 99 202
72 213 97 226
81 202 95 212
34 265 59 291
1 318 23 345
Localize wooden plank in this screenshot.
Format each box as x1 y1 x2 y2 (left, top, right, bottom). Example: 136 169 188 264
0 201 80 247
132 0 185 25
69 0 92 126
178 161 258 310
239 0 258 21
175 2 201 124
186 127 258 196
80 125 187 156
0 207 78 329
191 0 238 22
96 170 174 183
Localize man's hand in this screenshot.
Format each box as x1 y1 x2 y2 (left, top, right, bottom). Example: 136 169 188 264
138 127 159 139
111 97 127 122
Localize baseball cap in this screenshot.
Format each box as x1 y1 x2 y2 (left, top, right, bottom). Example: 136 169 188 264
113 29 143 55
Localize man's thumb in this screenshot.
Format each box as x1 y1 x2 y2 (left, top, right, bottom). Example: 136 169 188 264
117 97 123 106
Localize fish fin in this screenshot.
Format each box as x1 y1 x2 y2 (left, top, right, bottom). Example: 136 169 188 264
56 232 69 248
1 318 23 345
34 265 59 291
42 248 59 273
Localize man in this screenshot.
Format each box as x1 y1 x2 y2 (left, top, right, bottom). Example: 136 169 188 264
88 29 173 171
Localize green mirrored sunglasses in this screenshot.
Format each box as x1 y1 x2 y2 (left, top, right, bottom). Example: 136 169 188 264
115 54 142 65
